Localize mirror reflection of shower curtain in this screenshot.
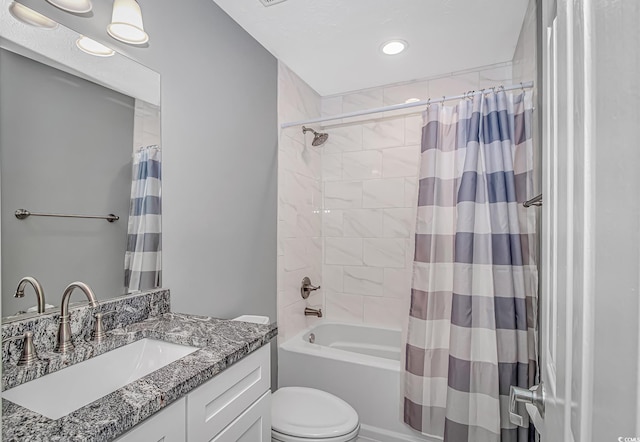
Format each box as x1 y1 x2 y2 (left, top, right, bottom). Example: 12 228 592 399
404 91 538 441
124 145 162 292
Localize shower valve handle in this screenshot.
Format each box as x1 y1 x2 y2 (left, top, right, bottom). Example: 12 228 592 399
300 277 321 299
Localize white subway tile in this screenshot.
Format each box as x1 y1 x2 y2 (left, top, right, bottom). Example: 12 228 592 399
323 265 344 293
323 209 344 237
384 268 413 299
363 179 405 208
363 297 407 328
383 208 415 238
325 292 364 323
283 238 309 272
343 209 384 237
280 134 321 179
382 146 420 178
343 266 384 297
363 119 405 150
280 169 320 209
321 96 343 117
322 126 363 154
342 151 383 180
324 181 362 209
297 209 322 237
405 115 423 146
343 89 384 113
363 238 407 268
322 153 343 182
404 177 419 208
325 237 363 265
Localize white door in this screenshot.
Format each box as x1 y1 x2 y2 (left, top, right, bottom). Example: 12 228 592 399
534 0 640 440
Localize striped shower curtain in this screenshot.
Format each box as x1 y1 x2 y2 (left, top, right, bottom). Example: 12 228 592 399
404 91 538 442
124 145 162 292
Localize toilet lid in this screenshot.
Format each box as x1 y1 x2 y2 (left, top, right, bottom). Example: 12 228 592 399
272 387 359 439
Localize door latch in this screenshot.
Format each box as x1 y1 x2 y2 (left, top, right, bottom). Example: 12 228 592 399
509 383 545 427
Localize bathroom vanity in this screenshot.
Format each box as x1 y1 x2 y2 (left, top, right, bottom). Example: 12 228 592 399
1 290 277 441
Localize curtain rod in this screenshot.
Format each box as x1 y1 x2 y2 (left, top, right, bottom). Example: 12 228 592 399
281 81 534 129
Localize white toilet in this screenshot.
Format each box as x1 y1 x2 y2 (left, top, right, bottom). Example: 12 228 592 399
271 387 360 442
231 316 360 442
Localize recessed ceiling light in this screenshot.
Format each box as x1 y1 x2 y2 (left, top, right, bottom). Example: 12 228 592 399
76 36 115 57
8 2 58 29
405 98 421 104
45 0 92 14
381 40 407 56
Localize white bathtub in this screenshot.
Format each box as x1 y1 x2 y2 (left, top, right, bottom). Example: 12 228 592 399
278 323 433 442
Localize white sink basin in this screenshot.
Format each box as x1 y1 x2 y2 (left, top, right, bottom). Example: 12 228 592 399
2 338 198 420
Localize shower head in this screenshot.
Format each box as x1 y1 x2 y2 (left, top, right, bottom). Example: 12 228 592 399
302 126 329 147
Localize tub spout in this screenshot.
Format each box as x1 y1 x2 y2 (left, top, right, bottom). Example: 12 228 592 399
304 307 323 318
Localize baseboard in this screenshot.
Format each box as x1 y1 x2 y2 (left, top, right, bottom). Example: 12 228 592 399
359 424 441 442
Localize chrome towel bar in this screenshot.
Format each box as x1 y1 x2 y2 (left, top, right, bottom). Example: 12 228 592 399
15 209 119 222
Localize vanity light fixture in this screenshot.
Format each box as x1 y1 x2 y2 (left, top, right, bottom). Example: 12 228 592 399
45 0 92 14
107 0 149 45
8 2 58 29
381 40 407 55
76 36 115 57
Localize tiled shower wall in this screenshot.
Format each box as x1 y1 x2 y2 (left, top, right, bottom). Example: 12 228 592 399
277 62 323 342
277 60 518 338
319 62 513 328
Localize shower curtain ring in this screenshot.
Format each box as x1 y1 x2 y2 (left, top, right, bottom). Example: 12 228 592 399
426 98 431 108
520 82 525 93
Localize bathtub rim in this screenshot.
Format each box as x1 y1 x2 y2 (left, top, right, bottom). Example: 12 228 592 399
279 322 402 372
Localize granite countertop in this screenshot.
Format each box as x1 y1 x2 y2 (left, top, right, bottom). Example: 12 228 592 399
2 313 277 442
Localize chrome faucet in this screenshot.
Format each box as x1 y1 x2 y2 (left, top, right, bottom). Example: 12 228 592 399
14 277 46 314
54 282 99 353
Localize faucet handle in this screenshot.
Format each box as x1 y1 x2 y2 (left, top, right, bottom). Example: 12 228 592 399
2 332 38 366
300 277 321 299
91 311 116 342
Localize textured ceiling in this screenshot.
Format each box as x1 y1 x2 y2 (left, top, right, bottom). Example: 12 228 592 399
211 0 529 96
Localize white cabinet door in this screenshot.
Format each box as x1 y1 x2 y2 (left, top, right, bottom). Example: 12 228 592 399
211 392 271 442
114 397 186 442
187 345 270 441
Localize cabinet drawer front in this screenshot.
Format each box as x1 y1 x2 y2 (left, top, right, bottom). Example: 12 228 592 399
114 397 186 442
211 391 271 442
187 345 270 441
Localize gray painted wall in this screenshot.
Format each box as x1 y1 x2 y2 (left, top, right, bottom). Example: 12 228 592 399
131 0 278 325
0 49 133 316
13 0 278 383
122 0 279 387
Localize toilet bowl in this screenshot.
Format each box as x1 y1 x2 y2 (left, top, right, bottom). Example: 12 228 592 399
230 316 360 442
271 387 360 442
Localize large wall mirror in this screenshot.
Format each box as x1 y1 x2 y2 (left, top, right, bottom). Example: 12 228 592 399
0 0 161 321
